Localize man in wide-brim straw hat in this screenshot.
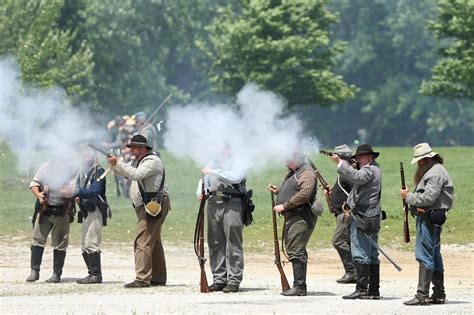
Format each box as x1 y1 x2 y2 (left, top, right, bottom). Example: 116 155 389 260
329 143 382 300
107 135 170 288
400 143 454 306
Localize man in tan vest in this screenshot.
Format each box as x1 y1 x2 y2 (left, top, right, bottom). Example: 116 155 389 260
107 135 170 288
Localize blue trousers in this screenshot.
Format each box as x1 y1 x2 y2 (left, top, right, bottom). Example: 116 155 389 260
415 216 443 272
350 220 380 265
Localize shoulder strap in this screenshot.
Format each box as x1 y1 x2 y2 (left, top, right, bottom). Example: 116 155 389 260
83 166 97 189
137 168 166 195
337 176 350 197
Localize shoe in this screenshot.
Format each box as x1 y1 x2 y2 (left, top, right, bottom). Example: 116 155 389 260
361 264 380 299
208 283 226 292
150 281 166 286
403 295 430 306
342 289 368 299
403 264 433 306
26 270 40 282
27 246 44 282
124 280 150 288
430 295 446 304
77 274 102 284
222 284 239 293
360 292 380 300
281 285 307 296
336 271 357 284
45 272 61 283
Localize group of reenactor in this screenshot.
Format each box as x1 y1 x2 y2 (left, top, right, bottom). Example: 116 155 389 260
25 137 454 306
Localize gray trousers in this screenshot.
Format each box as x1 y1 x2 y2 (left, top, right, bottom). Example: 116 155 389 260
284 213 316 263
332 212 354 271
32 213 70 251
81 208 103 253
207 197 244 286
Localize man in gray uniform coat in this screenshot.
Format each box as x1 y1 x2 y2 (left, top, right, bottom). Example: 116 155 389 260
330 144 382 300
197 144 248 293
400 143 454 306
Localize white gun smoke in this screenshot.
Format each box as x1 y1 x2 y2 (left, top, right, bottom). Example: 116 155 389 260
0 57 106 179
163 83 320 171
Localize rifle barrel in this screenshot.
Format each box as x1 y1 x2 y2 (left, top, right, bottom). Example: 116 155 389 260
194 174 209 293
87 143 110 157
400 162 410 243
139 94 172 133
271 192 290 292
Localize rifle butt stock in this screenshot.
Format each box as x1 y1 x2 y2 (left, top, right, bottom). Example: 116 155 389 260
200 263 210 293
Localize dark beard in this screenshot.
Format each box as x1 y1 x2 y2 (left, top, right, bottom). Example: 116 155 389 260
414 160 436 185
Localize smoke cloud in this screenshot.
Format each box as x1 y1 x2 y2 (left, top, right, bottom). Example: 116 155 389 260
0 57 106 177
163 83 319 171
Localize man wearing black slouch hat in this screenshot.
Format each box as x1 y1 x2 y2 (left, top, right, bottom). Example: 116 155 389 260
330 144 382 300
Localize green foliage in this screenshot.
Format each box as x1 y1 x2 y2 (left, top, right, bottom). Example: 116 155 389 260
0 0 96 107
1 143 472 251
326 0 474 146
80 0 220 114
421 0 474 100
200 0 358 106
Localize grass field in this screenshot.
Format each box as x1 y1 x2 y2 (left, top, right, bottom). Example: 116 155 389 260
0 143 472 252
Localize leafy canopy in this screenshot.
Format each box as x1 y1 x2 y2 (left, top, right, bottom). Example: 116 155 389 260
200 0 357 106
421 0 474 100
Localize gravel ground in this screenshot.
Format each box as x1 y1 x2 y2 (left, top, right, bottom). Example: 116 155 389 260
1 241 472 314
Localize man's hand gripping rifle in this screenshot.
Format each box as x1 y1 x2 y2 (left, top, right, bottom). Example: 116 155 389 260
320 150 358 166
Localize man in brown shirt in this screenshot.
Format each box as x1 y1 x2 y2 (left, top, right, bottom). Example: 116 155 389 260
268 152 317 296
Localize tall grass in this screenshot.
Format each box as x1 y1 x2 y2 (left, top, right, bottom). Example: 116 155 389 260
0 143 472 252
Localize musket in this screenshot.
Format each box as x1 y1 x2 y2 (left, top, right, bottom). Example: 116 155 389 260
138 94 172 134
193 174 209 293
320 150 358 165
271 192 291 292
305 156 334 213
400 162 410 243
33 185 49 226
348 211 402 272
87 143 112 181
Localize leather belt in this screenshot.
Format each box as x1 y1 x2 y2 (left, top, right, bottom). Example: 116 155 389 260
209 191 241 197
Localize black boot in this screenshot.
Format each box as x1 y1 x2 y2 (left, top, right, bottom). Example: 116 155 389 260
361 264 380 299
26 246 44 282
335 247 357 284
77 252 103 284
431 271 446 304
343 263 369 299
404 264 433 305
87 252 102 284
281 260 307 296
46 250 66 283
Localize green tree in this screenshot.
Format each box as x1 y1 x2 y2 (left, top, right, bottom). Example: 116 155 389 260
421 0 474 100
322 0 473 146
0 0 96 107
200 0 357 106
80 0 221 114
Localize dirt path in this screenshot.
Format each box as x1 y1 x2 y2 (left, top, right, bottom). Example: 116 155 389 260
1 240 472 314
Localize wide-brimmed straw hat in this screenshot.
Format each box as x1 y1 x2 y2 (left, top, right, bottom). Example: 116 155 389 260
126 135 152 150
352 144 380 159
411 143 438 164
